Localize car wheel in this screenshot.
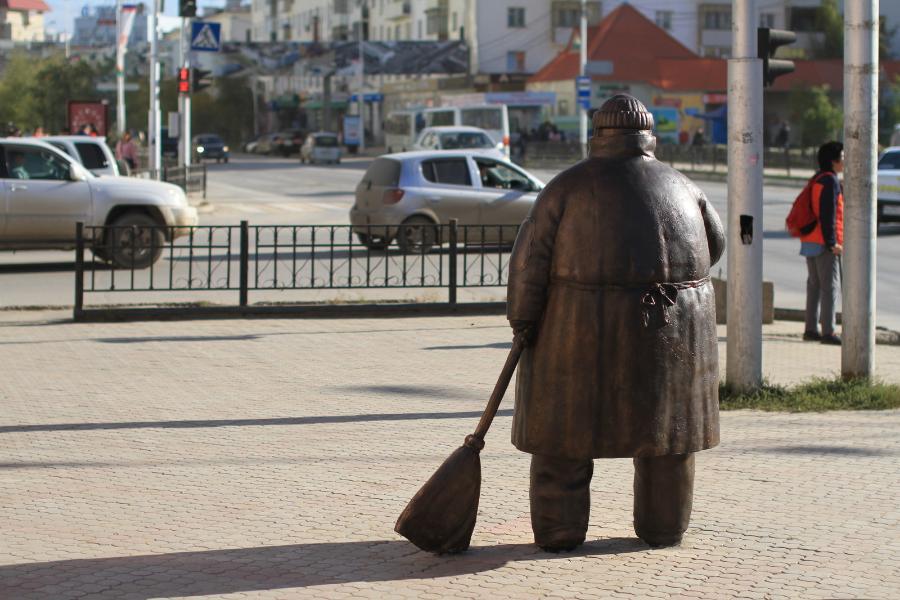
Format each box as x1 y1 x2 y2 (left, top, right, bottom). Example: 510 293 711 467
397 216 438 254
91 245 110 263
356 232 391 250
107 212 165 269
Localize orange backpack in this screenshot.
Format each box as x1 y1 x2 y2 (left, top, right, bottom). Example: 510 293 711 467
786 174 826 238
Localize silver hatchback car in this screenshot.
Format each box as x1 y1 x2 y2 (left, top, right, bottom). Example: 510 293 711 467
349 150 544 252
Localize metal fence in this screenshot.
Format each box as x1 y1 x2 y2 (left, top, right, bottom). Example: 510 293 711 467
74 220 517 319
131 164 208 198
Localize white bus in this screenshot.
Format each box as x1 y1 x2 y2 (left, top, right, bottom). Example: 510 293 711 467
384 109 425 153
424 104 511 157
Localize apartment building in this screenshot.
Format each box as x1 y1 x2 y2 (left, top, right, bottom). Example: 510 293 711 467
0 0 49 43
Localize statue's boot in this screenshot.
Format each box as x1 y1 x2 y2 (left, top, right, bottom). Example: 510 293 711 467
529 454 593 552
633 453 695 547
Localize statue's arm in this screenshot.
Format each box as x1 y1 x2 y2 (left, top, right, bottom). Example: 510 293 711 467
700 195 725 266
507 188 563 325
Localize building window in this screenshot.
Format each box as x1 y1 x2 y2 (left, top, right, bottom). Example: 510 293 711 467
508 7 525 28
759 13 775 28
417 19 422 38
552 1 602 28
506 50 525 72
655 10 672 31
395 24 400 39
405 22 411 39
703 8 731 31
452 12 457 32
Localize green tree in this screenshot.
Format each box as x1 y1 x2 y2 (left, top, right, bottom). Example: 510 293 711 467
789 85 843 147
0 53 44 131
28 56 101 133
812 1 896 60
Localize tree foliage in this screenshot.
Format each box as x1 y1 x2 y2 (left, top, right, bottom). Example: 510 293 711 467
788 85 843 147
812 0 896 60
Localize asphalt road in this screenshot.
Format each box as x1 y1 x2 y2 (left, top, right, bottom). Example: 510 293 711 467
2 154 899 330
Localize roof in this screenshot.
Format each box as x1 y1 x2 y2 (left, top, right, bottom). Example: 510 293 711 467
421 126 492 134
1 0 51 11
530 4 697 86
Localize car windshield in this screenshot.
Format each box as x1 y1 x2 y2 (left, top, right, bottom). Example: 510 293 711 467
878 151 900 170
439 132 494 149
315 136 338 147
198 135 222 144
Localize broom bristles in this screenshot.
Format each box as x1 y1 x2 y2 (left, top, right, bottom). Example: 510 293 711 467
395 436 484 554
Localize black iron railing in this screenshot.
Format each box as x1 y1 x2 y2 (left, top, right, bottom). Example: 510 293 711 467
73 219 516 317
132 164 208 198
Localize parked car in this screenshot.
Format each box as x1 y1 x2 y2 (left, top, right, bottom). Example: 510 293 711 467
33 135 120 177
253 133 279 155
193 133 229 163
300 132 342 165
412 126 505 159
274 129 305 156
0 138 198 268
349 150 544 253
877 146 900 224
243 135 261 153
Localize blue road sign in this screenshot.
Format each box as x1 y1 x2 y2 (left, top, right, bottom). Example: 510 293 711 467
191 21 221 52
576 75 591 110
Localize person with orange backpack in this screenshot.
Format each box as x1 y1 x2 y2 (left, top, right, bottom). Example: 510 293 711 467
801 141 844 345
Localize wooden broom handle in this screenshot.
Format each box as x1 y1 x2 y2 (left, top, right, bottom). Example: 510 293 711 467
472 334 526 440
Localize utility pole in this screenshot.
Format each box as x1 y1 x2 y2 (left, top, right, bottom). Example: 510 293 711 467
726 0 764 391
579 0 588 158
148 0 161 177
842 0 878 379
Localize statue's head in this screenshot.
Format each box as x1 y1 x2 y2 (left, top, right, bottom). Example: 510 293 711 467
592 94 654 137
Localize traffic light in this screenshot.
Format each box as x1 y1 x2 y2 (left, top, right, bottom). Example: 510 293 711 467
179 0 196 18
178 67 190 94
758 28 797 87
192 68 212 93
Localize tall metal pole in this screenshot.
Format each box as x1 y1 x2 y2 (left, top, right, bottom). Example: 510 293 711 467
148 0 161 177
579 0 588 158
842 0 878 379
115 0 126 136
726 0 764 391
182 17 192 168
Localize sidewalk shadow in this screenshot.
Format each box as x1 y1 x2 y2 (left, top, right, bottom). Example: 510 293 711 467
0 538 646 599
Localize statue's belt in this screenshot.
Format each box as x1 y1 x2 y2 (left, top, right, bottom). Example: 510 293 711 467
549 276 711 328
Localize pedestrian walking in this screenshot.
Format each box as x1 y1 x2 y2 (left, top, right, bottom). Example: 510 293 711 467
506 95 725 552
801 141 844 345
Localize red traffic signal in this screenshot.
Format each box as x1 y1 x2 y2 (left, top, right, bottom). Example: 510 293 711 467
178 67 190 94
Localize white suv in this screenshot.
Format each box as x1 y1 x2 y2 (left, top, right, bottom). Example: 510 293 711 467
877 146 900 224
30 136 121 177
1 138 197 268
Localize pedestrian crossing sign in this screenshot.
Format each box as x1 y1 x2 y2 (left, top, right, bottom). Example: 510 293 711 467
191 21 221 52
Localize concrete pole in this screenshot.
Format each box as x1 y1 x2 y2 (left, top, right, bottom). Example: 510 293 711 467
842 0 878 379
726 0 764 391
579 0 588 158
148 0 161 177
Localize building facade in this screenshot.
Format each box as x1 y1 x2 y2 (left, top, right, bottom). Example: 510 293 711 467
0 0 48 43
71 4 149 48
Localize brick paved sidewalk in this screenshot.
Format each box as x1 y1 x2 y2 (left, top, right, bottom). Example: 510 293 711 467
1 311 898 599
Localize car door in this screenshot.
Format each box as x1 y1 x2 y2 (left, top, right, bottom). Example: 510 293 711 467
473 157 539 243
0 150 8 237
418 157 482 240
878 149 900 219
3 143 93 241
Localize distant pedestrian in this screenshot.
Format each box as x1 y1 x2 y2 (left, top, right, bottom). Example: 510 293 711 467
115 131 139 172
801 141 844 345
691 128 705 147
775 121 791 149
32 126 46 137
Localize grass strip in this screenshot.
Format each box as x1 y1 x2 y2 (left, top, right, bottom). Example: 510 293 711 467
720 377 900 412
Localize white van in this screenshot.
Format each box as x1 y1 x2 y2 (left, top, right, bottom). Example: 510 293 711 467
384 109 425 153
423 105 511 157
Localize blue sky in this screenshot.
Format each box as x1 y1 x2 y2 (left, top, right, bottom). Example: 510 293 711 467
44 0 227 37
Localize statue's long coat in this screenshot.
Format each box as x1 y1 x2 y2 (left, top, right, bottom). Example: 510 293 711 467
507 132 726 460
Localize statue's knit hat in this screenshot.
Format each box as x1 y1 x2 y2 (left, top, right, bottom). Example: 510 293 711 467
592 94 654 131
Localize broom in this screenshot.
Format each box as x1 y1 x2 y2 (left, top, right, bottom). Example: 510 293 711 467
394 334 525 554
